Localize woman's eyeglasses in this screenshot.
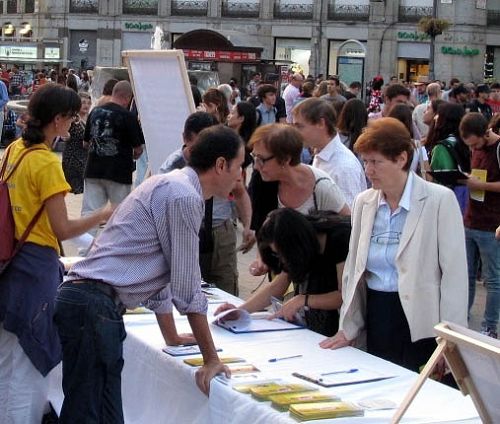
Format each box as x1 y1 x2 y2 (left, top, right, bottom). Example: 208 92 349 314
250 152 275 167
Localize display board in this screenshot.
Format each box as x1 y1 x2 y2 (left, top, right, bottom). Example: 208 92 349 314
392 322 500 423
122 50 195 175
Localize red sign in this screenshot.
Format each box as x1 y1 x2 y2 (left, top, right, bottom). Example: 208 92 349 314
182 49 260 62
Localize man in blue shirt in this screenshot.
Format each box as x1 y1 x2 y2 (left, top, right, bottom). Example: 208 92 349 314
0 79 10 137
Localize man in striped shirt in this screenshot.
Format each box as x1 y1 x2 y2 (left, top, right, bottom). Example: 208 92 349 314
55 125 245 422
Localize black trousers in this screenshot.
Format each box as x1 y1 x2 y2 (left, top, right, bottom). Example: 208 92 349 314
366 288 436 373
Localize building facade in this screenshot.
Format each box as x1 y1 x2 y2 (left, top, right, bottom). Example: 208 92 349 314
0 0 499 87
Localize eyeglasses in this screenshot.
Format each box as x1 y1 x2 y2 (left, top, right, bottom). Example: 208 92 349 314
371 231 401 245
251 152 275 167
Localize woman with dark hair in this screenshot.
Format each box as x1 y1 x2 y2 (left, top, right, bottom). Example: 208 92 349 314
227 101 257 176
62 92 92 194
336 98 368 151
426 102 470 211
320 118 467 373
0 84 114 422
215 208 351 336
66 73 78 93
368 76 384 113
388 103 430 178
79 70 90 92
96 78 118 107
202 88 230 124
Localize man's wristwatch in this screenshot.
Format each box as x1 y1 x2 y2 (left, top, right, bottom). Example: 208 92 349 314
303 294 310 311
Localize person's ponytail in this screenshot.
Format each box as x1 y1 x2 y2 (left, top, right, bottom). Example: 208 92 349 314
22 118 45 147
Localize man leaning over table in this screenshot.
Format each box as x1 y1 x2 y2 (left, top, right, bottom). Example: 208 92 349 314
54 125 243 423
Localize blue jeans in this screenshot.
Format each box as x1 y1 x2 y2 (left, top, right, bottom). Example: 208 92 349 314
466 228 500 331
54 283 126 424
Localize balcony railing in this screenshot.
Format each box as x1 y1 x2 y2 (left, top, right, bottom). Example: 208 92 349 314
171 0 208 16
69 0 98 14
274 2 313 20
399 6 433 23
328 3 369 21
25 0 35 13
487 10 500 26
221 1 259 18
123 0 158 15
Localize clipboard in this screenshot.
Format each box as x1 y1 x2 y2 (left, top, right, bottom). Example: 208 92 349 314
292 370 394 388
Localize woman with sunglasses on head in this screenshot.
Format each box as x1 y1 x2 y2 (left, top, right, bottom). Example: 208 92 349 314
319 118 467 373
0 83 114 423
215 208 350 336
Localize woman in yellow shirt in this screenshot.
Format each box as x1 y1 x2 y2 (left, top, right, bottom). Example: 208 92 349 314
0 83 113 423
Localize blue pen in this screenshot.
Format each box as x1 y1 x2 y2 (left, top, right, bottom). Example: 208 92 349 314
320 368 358 376
268 354 302 363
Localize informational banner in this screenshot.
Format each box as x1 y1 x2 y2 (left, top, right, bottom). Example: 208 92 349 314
44 47 60 59
0 46 37 59
182 49 259 62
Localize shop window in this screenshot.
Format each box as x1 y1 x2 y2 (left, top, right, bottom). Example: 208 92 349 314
171 0 208 16
7 0 17 13
25 0 35 13
123 0 158 15
274 0 313 20
69 0 98 13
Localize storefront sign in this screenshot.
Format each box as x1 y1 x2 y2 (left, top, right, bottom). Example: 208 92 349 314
79 39 89 53
124 22 154 31
397 31 431 42
441 46 480 56
182 49 259 62
0 45 37 59
44 47 60 59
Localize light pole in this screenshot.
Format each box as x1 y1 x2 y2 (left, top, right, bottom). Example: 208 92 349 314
429 0 438 81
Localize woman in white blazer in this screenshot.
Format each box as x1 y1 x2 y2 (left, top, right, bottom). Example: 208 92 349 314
320 118 468 372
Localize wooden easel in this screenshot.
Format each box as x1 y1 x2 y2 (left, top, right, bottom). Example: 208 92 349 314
391 322 500 424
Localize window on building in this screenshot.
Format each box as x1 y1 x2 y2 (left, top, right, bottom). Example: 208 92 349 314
274 0 313 20
171 0 208 16
25 0 35 13
7 0 17 13
123 0 158 15
69 0 98 14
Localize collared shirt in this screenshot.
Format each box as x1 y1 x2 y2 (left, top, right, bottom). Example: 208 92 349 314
283 84 300 123
365 172 414 292
0 80 9 109
68 167 208 315
256 103 276 125
159 148 233 225
312 134 367 208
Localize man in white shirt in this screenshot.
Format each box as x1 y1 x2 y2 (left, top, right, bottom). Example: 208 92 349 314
283 73 303 123
413 82 441 138
292 98 367 207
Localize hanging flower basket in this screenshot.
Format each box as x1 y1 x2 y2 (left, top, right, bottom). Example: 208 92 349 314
418 17 450 37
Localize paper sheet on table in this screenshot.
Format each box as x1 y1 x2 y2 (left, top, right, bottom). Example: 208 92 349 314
213 309 304 333
292 367 395 388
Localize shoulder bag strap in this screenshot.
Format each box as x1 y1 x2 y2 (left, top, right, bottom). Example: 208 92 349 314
312 177 330 212
0 144 13 179
2 147 45 182
3 147 46 257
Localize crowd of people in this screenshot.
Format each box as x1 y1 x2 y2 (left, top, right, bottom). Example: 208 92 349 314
0 67 499 423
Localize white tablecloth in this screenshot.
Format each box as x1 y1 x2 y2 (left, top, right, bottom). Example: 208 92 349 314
49 289 480 423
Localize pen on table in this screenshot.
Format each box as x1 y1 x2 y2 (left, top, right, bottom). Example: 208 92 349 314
268 354 303 363
320 368 358 376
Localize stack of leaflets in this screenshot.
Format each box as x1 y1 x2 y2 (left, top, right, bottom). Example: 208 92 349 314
183 356 245 367
269 392 340 412
163 345 222 357
289 401 364 421
250 383 317 401
231 380 283 394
